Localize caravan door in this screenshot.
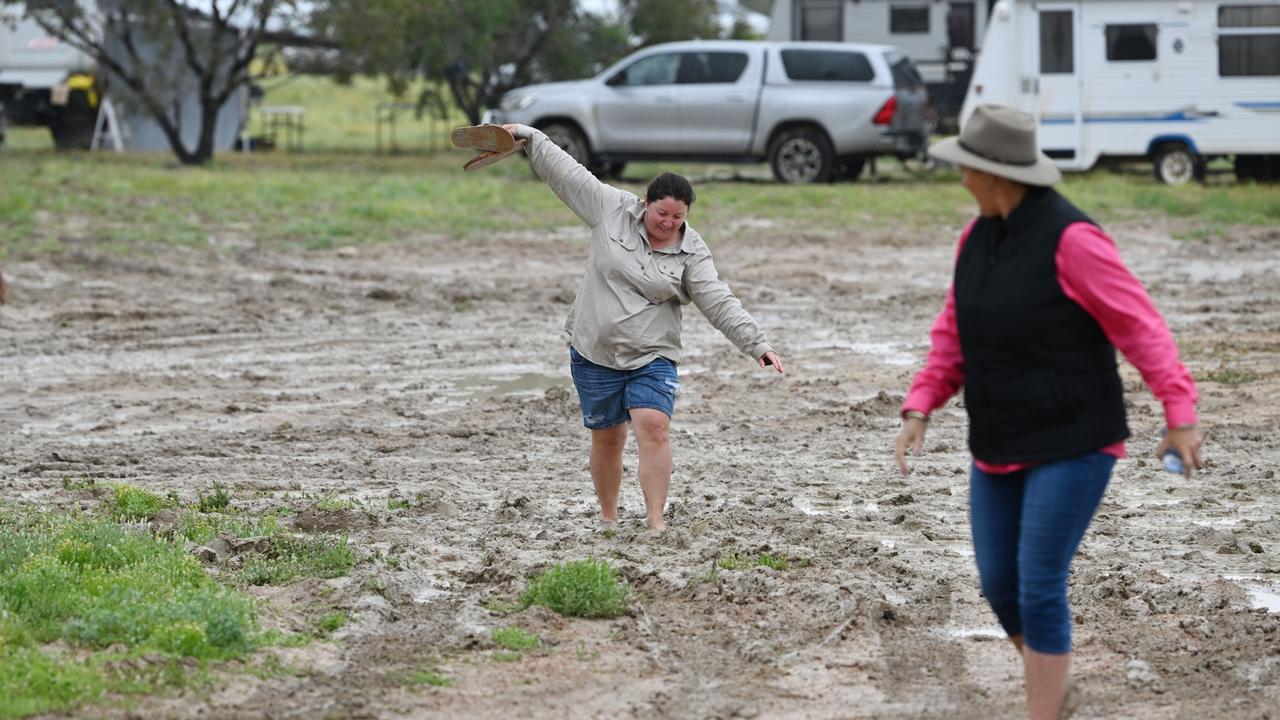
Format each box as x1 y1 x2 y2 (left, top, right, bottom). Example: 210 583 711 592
1025 2 1084 168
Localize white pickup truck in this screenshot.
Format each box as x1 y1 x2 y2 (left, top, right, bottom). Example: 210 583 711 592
484 39 929 183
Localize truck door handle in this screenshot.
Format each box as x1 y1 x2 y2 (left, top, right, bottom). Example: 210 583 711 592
655 94 677 103
726 93 748 102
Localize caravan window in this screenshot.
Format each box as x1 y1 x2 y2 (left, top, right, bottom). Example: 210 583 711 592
1218 5 1280 76
1106 24 1158 61
780 50 875 82
1039 11 1074 74
890 5 930 34
796 0 843 41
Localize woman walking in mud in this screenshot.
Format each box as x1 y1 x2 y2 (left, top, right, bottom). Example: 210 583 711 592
893 105 1202 719
498 123 783 531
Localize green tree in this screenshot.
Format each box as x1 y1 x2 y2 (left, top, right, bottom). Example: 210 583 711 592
313 0 629 126
621 0 720 47
9 0 305 165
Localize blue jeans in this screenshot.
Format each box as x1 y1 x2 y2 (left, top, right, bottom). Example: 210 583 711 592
569 346 679 429
969 452 1114 655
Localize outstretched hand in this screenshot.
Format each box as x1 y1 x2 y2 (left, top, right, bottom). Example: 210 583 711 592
895 417 926 476
758 351 784 374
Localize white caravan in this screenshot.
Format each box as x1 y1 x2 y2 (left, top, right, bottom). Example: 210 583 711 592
963 0 1280 184
768 1 996 127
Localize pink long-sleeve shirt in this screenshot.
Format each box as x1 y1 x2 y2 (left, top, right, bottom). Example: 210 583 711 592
904 220 1199 474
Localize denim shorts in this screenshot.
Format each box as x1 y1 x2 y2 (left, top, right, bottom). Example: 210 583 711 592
569 346 679 429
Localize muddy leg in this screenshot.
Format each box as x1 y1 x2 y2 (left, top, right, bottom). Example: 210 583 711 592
1024 647 1070 720
589 425 627 523
629 408 671 530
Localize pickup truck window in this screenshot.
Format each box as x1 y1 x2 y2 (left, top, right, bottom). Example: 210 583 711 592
615 53 680 86
676 52 750 84
779 49 874 82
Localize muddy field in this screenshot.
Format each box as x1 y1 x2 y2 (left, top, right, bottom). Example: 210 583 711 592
2 205 1278 719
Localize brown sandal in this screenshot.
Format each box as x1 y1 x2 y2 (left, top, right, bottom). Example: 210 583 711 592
461 139 528 171
451 124 517 153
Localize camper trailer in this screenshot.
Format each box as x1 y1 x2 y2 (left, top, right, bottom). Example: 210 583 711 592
768 1 997 128
963 0 1280 184
0 9 247 153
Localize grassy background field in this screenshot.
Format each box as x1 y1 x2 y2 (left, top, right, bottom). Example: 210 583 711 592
3 74 1278 261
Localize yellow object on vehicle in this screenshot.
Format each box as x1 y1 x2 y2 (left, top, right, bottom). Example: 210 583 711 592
66 73 99 107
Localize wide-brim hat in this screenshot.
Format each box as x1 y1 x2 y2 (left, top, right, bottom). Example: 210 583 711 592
929 104 1061 186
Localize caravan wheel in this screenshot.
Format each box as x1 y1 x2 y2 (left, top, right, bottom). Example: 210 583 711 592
1153 144 1205 185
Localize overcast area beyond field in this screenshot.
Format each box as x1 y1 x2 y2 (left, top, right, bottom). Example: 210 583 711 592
2 159 1278 719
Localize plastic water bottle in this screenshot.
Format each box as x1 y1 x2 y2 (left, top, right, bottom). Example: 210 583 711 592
1161 428 1185 474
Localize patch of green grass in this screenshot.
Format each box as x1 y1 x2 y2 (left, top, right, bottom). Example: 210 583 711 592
0 504 263 717
239 533 356 586
60 476 96 491
316 496 360 512
492 651 523 663
197 483 232 513
519 559 628 619
406 669 452 687
491 626 540 652
387 498 411 511
109 484 170 521
716 551 792 571
1205 367 1259 385
316 611 348 636
482 598 520 615
178 510 281 546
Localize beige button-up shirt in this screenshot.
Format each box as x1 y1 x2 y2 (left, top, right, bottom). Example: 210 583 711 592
517 126 774 371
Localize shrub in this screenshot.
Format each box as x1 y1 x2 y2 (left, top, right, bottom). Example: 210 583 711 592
519 559 628 619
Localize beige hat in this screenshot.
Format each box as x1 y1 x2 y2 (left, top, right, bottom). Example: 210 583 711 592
929 104 1062 186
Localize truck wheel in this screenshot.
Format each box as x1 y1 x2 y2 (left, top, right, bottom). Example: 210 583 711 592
539 121 591 168
769 128 834 184
1152 144 1204 185
50 114 97 150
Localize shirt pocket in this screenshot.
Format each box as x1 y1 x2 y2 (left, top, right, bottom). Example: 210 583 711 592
606 219 640 251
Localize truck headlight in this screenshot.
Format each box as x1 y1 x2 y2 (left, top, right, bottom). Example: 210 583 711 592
499 94 537 112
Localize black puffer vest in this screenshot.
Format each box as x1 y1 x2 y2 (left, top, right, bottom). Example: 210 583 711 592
954 187 1129 464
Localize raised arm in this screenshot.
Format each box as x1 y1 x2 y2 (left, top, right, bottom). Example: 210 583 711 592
504 124 628 228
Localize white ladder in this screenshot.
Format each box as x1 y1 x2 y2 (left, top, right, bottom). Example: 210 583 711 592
90 97 126 152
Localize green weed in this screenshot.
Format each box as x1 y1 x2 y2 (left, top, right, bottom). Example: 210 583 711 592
197 483 232 513
316 496 360 511
716 551 792 571
1205 367 1260 385
406 669 452 687
179 511 280 546
491 626 540 652
109 484 169 521
239 533 355 586
0 504 263 717
60 477 96 492
316 612 348 636
519 559 628 619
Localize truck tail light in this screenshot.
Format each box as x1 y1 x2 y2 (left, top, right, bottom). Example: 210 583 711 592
874 97 897 125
